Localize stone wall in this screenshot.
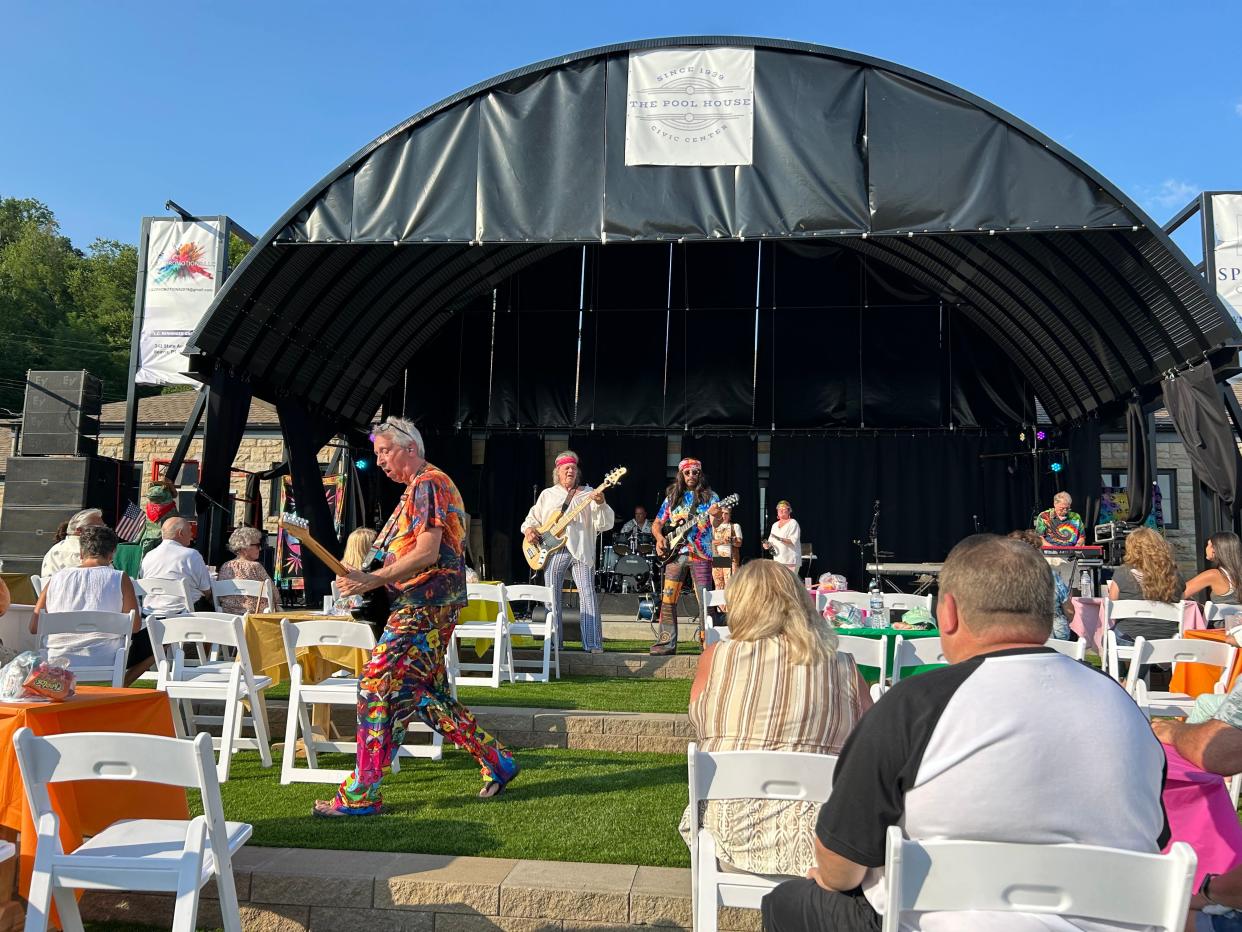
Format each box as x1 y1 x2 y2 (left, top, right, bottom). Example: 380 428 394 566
1098 438 1198 574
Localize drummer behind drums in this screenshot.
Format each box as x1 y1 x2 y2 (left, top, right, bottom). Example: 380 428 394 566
619 506 652 545
521 451 615 653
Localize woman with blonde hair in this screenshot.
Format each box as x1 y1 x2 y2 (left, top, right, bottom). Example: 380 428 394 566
679 559 870 876
342 527 378 571
1107 527 1183 641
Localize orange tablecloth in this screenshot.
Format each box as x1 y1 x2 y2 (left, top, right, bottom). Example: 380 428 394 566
0 686 188 905
1168 629 1242 699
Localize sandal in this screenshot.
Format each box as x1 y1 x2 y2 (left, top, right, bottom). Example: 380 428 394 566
312 799 382 818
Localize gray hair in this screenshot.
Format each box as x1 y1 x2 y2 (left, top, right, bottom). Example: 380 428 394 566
373 416 424 456
67 508 103 534
161 517 189 540
938 534 1053 640
1053 491 1072 506
77 525 118 560
228 526 263 554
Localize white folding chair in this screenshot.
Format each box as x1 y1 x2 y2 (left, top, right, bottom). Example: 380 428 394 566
688 743 839 932
1205 601 1242 631
836 634 889 689
13 728 252 932
1043 638 1087 661
1104 599 1186 682
149 613 274 781
702 589 728 633
505 584 560 682
890 635 947 685
1123 636 1238 719
448 583 514 688
210 577 273 614
29 574 43 597
135 577 197 618
880 825 1196 932
36 609 136 687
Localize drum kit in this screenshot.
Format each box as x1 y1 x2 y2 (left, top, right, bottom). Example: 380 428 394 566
598 528 657 593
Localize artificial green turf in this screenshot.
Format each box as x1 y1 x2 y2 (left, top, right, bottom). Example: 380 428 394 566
189 748 689 867
135 672 692 713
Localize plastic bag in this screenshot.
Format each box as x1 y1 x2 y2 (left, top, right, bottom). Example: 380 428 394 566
24 657 76 701
0 651 40 700
827 600 863 628
817 573 848 592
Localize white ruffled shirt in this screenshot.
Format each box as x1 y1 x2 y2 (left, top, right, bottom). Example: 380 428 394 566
522 485 615 566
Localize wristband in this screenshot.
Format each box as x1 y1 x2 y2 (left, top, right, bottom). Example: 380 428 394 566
1201 872 1218 904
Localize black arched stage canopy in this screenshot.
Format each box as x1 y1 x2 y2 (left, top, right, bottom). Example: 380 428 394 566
186 36 1241 588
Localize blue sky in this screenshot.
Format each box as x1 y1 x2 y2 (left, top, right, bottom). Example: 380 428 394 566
2 0 1239 257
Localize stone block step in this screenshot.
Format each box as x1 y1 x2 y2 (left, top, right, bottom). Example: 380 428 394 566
81 847 762 931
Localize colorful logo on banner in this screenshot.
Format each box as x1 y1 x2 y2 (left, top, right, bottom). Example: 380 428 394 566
625 47 755 167
153 242 215 285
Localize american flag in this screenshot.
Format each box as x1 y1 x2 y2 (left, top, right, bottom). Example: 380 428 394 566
115 502 144 543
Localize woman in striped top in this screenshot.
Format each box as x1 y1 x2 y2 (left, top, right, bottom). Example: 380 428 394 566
679 559 870 876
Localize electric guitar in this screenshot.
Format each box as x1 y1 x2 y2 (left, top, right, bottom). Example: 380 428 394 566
522 466 627 570
656 493 741 566
279 514 391 630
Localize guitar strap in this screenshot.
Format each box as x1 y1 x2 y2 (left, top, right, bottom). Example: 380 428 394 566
366 489 409 567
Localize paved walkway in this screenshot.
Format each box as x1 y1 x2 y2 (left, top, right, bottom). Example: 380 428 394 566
82 846 762 932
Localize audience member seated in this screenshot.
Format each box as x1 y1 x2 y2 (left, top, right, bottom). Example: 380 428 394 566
1008 529 1075 640
40 508 105 580
30 526 152 685
139 517 212 616
680 560 870 876
762 534 1168 932
1107 526 1184 641
135 479 179 557
217 526 280 615
341 527 377 571
1186 532 1242 618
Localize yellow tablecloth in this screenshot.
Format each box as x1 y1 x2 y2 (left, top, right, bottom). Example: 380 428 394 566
458 581 504 623
244 612 370 685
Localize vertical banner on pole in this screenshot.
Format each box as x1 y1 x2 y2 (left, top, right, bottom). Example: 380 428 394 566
1209 193 1242 329
135 218 224 385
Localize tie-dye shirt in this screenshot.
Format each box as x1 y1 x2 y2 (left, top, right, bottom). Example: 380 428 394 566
378 463 467 608
657 489 719 560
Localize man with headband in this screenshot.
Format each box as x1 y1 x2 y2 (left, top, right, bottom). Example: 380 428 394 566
522 450 615 653
650 457 719 655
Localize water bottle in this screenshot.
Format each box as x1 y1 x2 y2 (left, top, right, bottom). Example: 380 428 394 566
868 578 887 627
1079 569 1092 598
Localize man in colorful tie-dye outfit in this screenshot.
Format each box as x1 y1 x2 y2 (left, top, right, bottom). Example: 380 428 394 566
314 417 517 816
650 457 720 655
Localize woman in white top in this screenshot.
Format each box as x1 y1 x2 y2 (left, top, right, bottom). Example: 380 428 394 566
763 500 802 572
30 525 150 685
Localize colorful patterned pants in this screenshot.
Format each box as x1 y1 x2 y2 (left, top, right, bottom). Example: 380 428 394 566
710 564 735 623
332 603 514 812
655 555 713 648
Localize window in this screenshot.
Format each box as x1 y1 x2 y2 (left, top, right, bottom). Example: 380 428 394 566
1099 469 1178 529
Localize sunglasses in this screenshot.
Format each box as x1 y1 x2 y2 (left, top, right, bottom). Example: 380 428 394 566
682 468 702 475
370 419 417 446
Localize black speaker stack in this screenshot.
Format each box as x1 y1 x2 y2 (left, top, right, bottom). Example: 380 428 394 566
0 371 125 578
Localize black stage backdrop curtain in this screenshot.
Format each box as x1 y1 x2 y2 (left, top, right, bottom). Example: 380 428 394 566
424 430 475 516
768 433 1034 588
680 434 760 561
482 434 546 583
567 434 667 531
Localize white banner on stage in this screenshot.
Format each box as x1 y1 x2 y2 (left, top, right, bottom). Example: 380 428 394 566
136 218 223 385
1213 193 1242 329
625 47 755 167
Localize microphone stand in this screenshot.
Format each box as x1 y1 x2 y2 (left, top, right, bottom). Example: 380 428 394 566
869 500 882 590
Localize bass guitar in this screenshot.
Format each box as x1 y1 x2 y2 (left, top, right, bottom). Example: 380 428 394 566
279 514 391 633
522 466 627 570
656 493 741 566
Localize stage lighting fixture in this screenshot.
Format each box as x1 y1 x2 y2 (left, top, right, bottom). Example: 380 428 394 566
1036 430 1047 441
1050 462 1064 473
355 458 370 470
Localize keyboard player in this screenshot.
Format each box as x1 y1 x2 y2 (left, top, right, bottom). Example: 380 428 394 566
1034 491 1085 547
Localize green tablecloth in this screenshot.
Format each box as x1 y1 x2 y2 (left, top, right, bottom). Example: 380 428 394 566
834 626 942 683
113 542 143 580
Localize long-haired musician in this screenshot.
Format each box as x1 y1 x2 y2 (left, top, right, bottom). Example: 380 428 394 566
521 451 615 653
650 457 719 655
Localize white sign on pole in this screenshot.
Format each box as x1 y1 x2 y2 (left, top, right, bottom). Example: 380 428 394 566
1213 193 1242 330
625 47 755 167
136 218 223 385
